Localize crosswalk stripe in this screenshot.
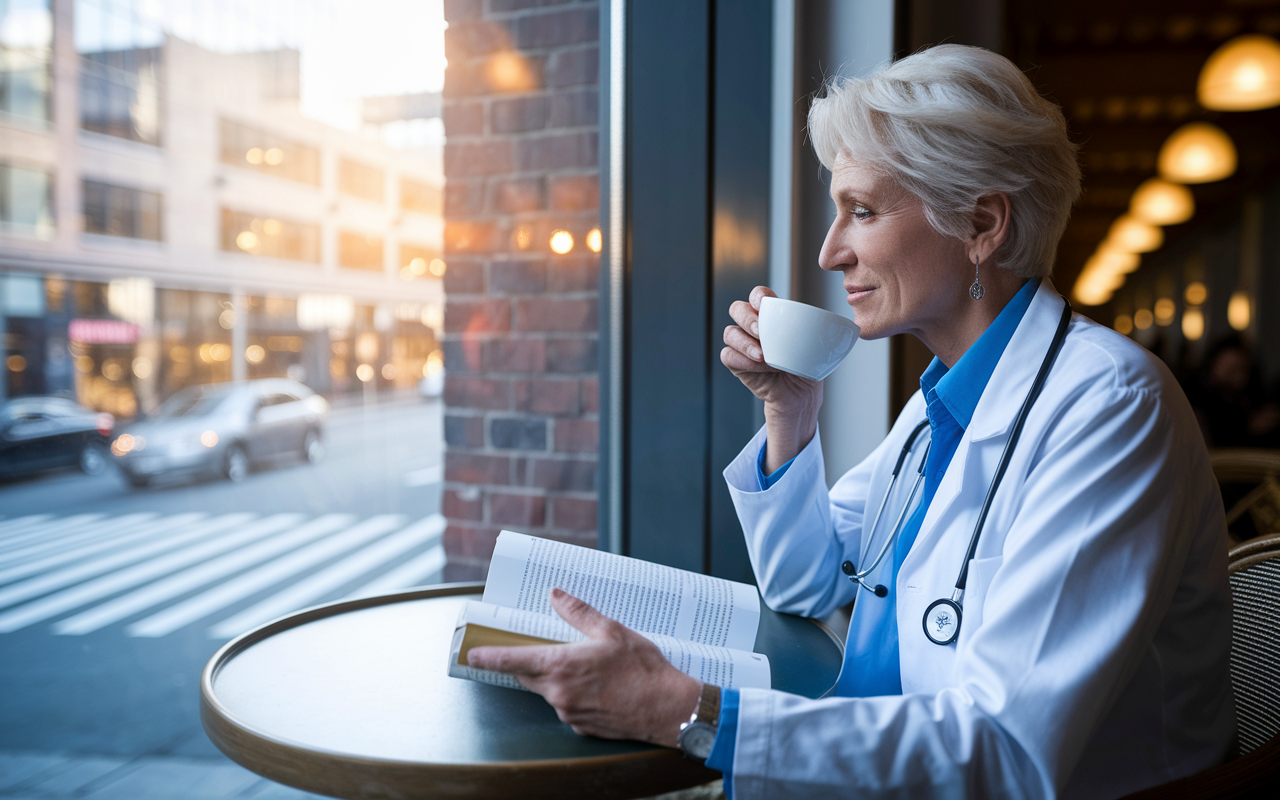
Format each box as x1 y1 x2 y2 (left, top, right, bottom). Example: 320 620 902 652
342 542 446 601
203 514 444 639
0 514 55 540
0 515 106 556
124 515 406 640
0 513 214 611
56 514 357 636
0 514 302 633
0 514 160 578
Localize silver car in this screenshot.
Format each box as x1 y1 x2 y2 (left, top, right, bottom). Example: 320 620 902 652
112 379 328 488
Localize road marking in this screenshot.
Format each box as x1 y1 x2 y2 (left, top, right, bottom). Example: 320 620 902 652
0 513 160 577
0 514 302 633
127 515 405 639
0 514 54 537
342 542 446 601
0 513 215 610
403 465 443 486
56 514 358 636
204 514 445 639
0 514 106 556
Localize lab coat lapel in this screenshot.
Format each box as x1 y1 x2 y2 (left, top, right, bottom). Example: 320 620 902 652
902 280 1067 572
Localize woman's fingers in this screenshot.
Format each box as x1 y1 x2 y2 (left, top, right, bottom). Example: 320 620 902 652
721 347 773 374
723 325 763 362
749 285 778 310
728 299 760 337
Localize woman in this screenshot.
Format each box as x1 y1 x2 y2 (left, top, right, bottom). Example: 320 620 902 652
468 45 1235 798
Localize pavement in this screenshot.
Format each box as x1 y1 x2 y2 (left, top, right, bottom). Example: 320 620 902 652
0 397 443 799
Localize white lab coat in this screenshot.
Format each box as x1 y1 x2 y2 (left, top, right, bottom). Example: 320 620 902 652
723 280 1235 799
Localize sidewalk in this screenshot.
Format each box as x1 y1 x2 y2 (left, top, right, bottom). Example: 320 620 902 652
0 751 325 800
0 750 725 799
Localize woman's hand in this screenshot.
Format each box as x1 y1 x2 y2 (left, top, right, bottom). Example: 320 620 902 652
466 589 701 747
722 286 823 471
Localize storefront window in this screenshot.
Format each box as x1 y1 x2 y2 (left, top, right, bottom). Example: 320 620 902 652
338 230 383 271
0 0 52 123
400 176 441 216
82 179 162 240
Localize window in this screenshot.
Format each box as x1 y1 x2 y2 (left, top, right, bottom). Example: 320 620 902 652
339 158 384 202
221 208 321 263
0 0 53 122
82 179 162 240
400 177 441 215
75 1 165 145
399 242 442 280
220 119 321 187
0 162 54 238
339 230 384 271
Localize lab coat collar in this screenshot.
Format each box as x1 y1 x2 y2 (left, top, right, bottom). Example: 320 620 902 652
965 279 1069 442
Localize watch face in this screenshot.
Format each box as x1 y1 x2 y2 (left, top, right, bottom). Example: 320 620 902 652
678 722 717 759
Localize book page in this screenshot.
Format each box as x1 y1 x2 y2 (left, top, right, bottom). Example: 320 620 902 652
447 601 770 690
483 531 760 651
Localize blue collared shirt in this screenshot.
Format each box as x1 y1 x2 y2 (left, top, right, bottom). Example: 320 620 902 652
708 279 1038 790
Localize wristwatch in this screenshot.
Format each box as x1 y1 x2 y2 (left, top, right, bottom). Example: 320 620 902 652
676 682 721 759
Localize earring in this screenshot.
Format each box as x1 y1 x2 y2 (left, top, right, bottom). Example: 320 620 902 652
969 256 985 300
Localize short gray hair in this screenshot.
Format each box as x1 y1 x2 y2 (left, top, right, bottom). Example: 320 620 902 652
808 44 1081 279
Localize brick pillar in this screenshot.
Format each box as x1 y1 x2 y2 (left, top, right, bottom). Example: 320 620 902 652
441 0 600 580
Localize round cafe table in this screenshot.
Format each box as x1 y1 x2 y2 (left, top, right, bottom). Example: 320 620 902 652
200 583 844 800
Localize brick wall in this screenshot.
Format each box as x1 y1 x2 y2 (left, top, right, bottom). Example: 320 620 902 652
441 0 600 579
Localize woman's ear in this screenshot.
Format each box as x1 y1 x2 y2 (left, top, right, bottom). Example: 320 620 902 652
969 192 1011 264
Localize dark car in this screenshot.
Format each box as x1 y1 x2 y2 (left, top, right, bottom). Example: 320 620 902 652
112 379 328 487
0 396 115 479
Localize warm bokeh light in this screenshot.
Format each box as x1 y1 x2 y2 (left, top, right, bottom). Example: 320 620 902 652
1158 122 1237 184
356 363 375 382
1154 298 1176 326
1197 34 1280 111
586 227 602 253
429 258 447 276
198 343 213 363
1105 215 1164 254
1182 307 1205 340
381 363 397 380
409 257 427 276
1114 314 1134 335
264 147 284 165
245 147 263 165
549 230 574 254
200 430 219 448
209 343 231 362
218 309 237 329
236 231 258 250
75 355 93 373
262 218 282 236
245 344 266 364
1090 248 1141 275
1185 282 1207 305
515 227 531 249
132 356 152 379
111 434 135 456
1228 291 1251 331
102 360 124 381
6 354 26 372
1134 309 1154 330
1129 179 1195 226
425 350 444 377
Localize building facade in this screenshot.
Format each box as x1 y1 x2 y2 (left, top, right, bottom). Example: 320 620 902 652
0 0 444 417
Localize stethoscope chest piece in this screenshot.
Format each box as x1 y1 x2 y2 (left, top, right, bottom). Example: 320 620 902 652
923 597 962 645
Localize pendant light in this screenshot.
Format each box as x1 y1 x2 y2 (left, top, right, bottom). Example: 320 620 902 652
1105 215 1164 254
1158 123 1237 183
1198 34 1280 111
1129 178 1195 226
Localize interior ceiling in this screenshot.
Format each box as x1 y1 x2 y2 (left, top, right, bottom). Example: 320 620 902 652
1005 0 1280 309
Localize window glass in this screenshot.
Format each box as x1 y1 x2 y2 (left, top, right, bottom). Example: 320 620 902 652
399 177 440 216
220 119 322 186
82 179 162 240
338 230 384 271
221 208 321 263
339 158 384 202
0 0 53 122
75 0 164 145
0 161 55 238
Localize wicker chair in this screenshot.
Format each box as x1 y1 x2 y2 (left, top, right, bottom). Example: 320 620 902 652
1120 533 1280 798
1209 449 1280 544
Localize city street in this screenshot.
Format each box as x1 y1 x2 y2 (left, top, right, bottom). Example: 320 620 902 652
0 396 443 799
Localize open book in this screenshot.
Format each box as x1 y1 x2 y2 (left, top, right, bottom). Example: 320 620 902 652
448 531 771 691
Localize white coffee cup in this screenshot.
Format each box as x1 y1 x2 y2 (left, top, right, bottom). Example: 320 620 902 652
757 296 860 381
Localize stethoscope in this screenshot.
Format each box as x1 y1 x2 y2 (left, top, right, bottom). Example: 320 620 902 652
840 298 1073 646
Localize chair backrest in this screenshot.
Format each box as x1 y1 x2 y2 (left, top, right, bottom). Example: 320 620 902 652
1227 532 1280 755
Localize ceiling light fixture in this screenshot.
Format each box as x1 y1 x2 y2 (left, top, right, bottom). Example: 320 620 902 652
1129 178 1195 226
1157 122 1238 183
1105 215 1164 253
1197 34 1280 111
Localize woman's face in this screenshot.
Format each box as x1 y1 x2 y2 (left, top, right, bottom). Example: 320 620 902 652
819 156 972 342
